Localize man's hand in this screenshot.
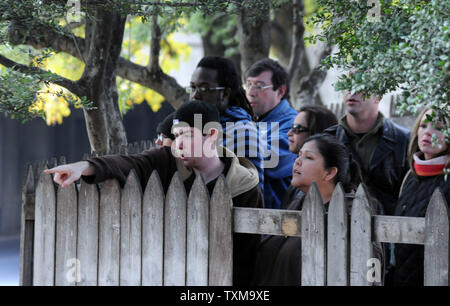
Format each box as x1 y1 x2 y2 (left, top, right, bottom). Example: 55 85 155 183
44 161 95 188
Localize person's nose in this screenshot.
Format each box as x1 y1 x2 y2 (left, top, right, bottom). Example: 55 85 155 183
245 86 257 97
295 156 302 166
421 124 434 138
177 138 183 151
287 129 293 137
191 88 202 100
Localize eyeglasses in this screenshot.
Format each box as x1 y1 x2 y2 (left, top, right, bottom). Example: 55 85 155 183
243 83 274 92
185 86 225 94
290 123 309 134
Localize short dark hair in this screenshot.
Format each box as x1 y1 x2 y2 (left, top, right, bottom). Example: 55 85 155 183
156 112 175 140
196 56 254 118
173 100 220 131
298 106 338 136
245 58 290 100
304 133 362 193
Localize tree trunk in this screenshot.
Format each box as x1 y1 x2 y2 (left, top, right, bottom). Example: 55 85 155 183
201 14 242 77
236 0 271 78
7 7 128 154
271 4 293 67
78 9 128 154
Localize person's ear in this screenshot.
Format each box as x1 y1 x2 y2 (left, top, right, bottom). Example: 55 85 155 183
276 84 287 100
223 88 231 101
206 128 219 141
324 167 338 183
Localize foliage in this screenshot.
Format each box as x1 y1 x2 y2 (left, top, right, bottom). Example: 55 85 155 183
0 0 335 127
308 0 449 137
119 16 192 113
0 1 192 125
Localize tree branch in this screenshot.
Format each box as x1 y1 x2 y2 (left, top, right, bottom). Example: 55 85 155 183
64 18 86 31
0 54 85 96
236 0 271 77
8 17 187 109
148 11 162 73
296 43 332 106
288 0 306 82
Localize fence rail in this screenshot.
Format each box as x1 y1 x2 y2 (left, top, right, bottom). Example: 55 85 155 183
21 157 449 286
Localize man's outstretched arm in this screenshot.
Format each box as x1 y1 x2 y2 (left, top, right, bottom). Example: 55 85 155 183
44 161 96 188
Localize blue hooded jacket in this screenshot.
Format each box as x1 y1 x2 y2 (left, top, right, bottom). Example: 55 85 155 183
257 99 297 209
220 106 264 193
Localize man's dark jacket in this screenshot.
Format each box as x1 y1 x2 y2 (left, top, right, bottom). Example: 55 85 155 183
83 146 263 286
325 118 410 215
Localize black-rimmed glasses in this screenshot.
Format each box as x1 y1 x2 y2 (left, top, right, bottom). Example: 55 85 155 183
185 86 225 94
290 123 309 134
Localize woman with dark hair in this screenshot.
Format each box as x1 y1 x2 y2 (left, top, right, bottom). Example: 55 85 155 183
392 106 450 286
287 106 338 154
280 106 338 208
251 133 383 285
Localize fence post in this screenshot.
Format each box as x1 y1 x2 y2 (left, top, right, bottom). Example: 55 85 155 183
209 175 233 286
120 170 143 286
327 183 349 285
142 171 165 285
350 184 373 286
164 172 187 286
33 167 56 286
55 182 78 286
186 175 210 286
98 179 121 286
301 182 326 286
424 188 449 286
20 164 35 286
77 179 99 286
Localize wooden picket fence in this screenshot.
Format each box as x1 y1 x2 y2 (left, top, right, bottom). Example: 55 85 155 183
20 157 449 286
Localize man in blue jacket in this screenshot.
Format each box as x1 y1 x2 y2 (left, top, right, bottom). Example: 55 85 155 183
245 58 298 209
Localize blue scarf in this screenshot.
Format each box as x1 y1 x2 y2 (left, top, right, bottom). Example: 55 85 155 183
220 106 264 192
257 99 298 209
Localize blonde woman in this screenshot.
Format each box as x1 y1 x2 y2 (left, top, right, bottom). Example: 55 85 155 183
392 107 450 286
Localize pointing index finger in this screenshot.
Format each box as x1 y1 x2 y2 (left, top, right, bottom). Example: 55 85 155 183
44 168 57 174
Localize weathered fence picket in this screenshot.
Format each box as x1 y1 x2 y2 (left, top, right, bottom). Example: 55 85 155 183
98 179 121 286
21 156 449 286
301 183 326 286
20 165 35 286
350 185 374 286
55 183 78 286
142 171 165 286
164 173 187 286
33 169 56 286
186 175 210 286
327 183 349 286
120 170 142 286
77 180 99 286
209 176 233 286
424 188 449 286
